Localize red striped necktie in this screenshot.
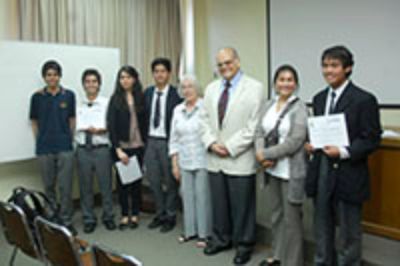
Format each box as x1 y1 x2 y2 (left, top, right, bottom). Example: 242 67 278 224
218 81 231 127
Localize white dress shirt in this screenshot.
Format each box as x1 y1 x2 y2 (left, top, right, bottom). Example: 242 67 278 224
262 95 297 180
324 79 350 159
75 95 110 146
149 85 170 138
169 99 207 170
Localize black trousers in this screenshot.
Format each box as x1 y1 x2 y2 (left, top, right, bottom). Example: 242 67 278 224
208 171 256 252
113 147 144 217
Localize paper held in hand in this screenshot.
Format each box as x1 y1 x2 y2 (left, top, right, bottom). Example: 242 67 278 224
76 106 106 130
115 156 143 185
307 114 350 149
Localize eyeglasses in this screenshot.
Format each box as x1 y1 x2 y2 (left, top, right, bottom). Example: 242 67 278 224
217 60 234 68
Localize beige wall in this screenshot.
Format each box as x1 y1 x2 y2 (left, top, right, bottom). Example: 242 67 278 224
0 0 18 40
0 1 4 39
194 0 268 91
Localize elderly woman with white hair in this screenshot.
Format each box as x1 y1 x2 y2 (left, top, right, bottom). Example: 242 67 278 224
169 74 211 248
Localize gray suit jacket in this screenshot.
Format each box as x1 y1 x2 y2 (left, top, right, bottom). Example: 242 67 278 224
255 97 308 203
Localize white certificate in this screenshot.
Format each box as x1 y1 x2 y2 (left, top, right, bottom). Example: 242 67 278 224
115 156 143 185
76 106 106 130
307 114 349 149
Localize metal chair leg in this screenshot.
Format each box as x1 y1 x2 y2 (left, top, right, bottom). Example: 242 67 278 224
9 247 17 266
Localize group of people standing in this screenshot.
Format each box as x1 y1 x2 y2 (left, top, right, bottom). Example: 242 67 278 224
29 44 382 266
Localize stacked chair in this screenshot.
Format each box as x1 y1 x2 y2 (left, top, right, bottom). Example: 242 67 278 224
0 201 43 265
0 200 142 266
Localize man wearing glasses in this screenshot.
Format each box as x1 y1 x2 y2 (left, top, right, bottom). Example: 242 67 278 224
200 47 264 265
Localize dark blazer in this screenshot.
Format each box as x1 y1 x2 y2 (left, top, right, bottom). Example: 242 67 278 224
144 85 182 140
107 93 147 149
305 82 382 204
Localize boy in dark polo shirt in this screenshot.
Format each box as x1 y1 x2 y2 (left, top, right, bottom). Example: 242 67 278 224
29 60 77 234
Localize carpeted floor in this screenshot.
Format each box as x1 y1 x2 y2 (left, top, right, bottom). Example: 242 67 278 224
1 207 399 266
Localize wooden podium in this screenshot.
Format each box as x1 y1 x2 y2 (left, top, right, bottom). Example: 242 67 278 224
363 136 400 240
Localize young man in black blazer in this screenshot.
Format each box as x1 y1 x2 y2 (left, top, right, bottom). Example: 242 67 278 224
305 46 382 266
144 58 182 233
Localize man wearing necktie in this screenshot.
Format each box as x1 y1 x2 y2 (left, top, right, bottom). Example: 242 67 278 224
200 47 264 265
75 69 116 234
144 58 183 233
305 46 382 266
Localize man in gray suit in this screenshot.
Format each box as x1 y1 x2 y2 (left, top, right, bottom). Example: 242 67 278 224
201 47 264 265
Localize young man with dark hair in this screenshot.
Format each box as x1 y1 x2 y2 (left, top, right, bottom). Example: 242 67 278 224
305 45 382 265
151 58 172 73
29 60 77 234
75 69 116 234
144 57 182 233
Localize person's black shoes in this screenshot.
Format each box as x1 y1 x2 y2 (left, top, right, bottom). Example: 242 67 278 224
233 250 252 265
203 243 232 256
119 221 130 231
148 216 175 232
103 220 116 231
148 216 164 229
130 221 139 230
83 220 116 233
160 219 176 233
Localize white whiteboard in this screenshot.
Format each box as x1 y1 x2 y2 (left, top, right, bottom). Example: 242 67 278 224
0 41 120 163
270 0 400 105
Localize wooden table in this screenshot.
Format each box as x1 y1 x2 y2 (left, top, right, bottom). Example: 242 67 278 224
363 137 400 240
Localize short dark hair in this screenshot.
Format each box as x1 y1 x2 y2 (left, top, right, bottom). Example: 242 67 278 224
273 64 299 85
81 69 102 85
41 60 62 77
321 45 354 77
151 57 172 72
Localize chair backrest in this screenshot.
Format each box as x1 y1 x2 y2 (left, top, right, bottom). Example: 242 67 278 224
0 201 15 245
0 201 42 260
92 244 142 266
34 216 83 266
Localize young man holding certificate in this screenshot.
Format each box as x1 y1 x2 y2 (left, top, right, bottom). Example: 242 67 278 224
76 69 116 234
305 46 382 265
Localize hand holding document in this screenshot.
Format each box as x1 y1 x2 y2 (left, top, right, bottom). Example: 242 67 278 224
307 114 349 149
115 156 143 185
76 106 106 130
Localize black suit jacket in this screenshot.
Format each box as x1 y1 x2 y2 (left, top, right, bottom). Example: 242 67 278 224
305 82 382 204
144 85 182 140
107 93 147 149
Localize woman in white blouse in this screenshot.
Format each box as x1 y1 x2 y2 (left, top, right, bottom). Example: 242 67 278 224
255 65 308 266
169 74 211 248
